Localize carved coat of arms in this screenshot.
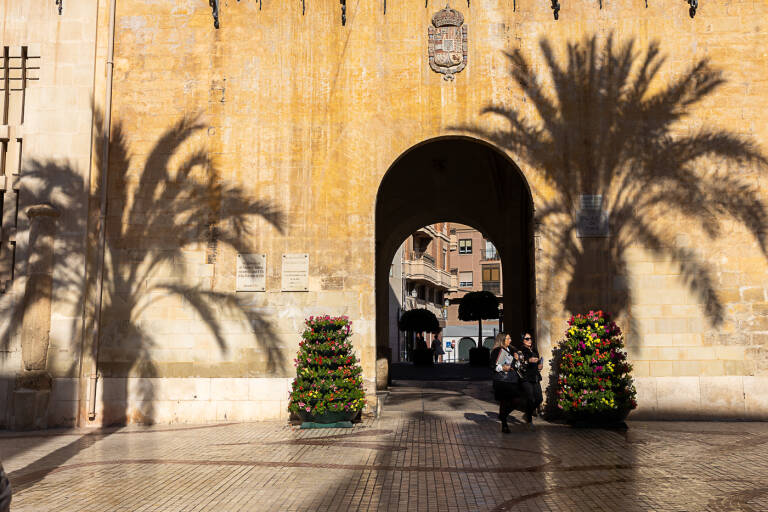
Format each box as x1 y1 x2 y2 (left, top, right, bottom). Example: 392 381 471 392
428 5 468 80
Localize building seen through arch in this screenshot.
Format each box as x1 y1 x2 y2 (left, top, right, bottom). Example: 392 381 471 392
387 222 504 363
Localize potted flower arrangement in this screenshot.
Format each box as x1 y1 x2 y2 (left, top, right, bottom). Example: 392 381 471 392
555 310 637 425
288 315 366 424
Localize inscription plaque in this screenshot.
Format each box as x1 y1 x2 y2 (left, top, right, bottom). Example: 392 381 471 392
577 194 610 237
236 253 266 291
282 253 309 292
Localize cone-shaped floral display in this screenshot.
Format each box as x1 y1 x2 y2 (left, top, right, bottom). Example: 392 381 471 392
289 315 366 420
556 311 637 423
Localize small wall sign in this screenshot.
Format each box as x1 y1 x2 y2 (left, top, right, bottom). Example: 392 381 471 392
577 194 610 237
236 253 266 291
281 253 309 292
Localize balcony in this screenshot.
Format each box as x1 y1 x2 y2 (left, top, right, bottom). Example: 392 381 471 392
481 249 500 261
403 254 452 289
410 251 435 265
404 296 446 323
416 225 450 242
482 281 501 295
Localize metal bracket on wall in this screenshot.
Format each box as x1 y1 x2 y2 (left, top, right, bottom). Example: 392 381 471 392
341 0 346 25
551 0 560 19
55 0 62 15
302 0 305 16
687 0 697 17
210 0 220 29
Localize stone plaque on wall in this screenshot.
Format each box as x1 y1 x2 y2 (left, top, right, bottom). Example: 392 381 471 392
236 253 266 291
281 253 309 292
577 194 610 237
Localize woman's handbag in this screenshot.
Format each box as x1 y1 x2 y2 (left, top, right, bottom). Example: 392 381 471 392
492 370 519 400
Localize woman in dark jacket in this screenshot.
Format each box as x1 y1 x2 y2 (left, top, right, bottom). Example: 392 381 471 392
519 331 543 425
491 332 519 433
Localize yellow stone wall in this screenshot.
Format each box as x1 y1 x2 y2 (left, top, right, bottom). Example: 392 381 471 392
0 0 100 426
1 0 767 424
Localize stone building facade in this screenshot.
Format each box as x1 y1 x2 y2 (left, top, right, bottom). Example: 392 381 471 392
1 0 767 427
444 223 503 328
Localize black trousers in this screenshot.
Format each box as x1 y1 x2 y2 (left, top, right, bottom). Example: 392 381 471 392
495 380 519 426
499 399 514 426
521 380 543 417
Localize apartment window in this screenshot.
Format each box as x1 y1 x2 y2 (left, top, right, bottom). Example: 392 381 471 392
459 271 473 287
482 265 500 282
442 248 447 269
459 239 472 254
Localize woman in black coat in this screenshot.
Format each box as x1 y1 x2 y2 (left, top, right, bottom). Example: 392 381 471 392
518 331 543 425
490 332 519 433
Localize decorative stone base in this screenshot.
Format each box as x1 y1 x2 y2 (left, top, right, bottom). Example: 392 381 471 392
631 376 768 420
39 377 381 427
28 375 768 427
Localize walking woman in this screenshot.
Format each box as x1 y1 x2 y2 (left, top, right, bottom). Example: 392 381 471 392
519 331 543 424
491 332 519 433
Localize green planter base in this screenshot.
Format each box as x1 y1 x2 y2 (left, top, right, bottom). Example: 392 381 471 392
412 348 433 366
300 421 353 429
468 346 490 367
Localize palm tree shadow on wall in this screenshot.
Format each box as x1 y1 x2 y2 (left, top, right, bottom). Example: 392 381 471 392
457 35 767 331
2 109 286 426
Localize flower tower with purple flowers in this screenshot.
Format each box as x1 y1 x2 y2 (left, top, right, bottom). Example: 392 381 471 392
288 315 366 425
555 311 637 424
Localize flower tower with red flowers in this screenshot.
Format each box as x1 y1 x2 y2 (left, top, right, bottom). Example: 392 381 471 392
288 315 366 425
555 311 637 424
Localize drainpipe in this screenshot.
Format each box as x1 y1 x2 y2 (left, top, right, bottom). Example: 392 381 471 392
88 0 117 421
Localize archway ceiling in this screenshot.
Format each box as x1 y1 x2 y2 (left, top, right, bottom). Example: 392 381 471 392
375 137 531 267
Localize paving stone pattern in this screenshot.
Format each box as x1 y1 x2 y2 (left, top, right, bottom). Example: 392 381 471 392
1 381 768 511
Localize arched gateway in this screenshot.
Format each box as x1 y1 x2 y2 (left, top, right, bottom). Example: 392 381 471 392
375 137 535 388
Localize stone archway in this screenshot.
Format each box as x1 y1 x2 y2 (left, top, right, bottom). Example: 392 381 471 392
375 137 535 389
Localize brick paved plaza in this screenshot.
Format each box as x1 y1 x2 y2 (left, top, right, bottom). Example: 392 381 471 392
2 381 768 511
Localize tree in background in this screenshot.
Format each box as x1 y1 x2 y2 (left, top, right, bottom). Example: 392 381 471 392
458 291 499 366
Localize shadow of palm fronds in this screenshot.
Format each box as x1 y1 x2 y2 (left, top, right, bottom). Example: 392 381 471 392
458 35 767 326
2 108 287 423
